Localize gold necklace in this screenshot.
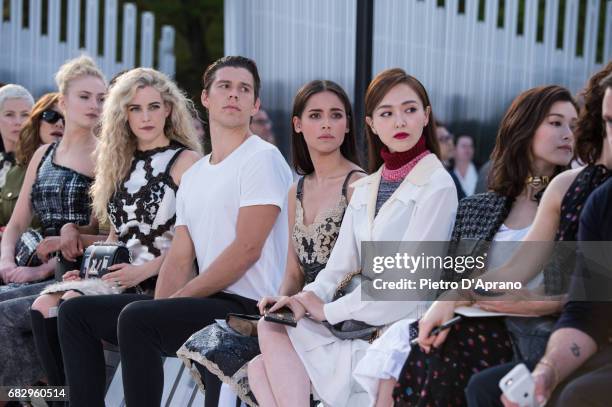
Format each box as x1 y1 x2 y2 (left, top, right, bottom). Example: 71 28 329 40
525 175 550 188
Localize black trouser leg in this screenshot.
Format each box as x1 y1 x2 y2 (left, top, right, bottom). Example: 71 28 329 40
548 345 612 407
58 294 151 407
117 293 257 407
465 362 519 407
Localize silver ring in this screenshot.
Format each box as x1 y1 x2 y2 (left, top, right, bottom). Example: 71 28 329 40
115 281 121 287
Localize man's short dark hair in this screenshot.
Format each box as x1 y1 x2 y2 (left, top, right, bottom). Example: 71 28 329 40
201 56 261 100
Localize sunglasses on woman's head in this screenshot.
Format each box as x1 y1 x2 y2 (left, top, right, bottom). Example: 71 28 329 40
41 110 64 124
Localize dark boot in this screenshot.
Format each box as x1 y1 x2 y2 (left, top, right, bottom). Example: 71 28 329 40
30 309 66 387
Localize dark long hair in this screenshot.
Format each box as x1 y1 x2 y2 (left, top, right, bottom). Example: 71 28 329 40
364 68 440 173
489 85 578 199
291 80 360 175
574 61 612 165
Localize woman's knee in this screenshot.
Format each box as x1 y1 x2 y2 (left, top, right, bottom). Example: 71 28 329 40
61 290 82 301
257 318 286 351
31 294 61 317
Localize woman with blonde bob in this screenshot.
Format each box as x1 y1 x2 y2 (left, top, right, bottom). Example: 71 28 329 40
28 67 202 394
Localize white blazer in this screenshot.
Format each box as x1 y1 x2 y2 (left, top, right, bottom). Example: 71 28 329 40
286 154 458 407
303 153 459 325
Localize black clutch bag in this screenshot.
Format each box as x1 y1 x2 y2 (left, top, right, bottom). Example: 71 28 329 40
15 229 43 267
264 306 297 327
79 242 131 279
15 227 60 268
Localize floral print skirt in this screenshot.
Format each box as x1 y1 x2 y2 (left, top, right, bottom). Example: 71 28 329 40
393 316 513 406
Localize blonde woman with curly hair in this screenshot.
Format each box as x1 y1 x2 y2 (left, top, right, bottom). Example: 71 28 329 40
0 93 64 226
29 67 201 391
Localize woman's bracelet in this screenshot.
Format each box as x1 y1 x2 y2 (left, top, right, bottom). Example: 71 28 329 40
536 357 560 388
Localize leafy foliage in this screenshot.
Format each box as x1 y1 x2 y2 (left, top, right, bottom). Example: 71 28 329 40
123 0 224 107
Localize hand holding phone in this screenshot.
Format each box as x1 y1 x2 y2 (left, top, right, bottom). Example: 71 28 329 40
264 305 297 327
499 363 537 407
258 296 279 315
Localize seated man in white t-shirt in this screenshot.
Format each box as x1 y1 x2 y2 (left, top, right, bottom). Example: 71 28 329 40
116 56 292 407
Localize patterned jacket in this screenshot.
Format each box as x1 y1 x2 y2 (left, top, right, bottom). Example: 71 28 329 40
450 191 512 242
442 191 512 284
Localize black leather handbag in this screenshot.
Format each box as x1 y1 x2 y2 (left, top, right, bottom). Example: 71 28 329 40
54 254 82 281
79 242 131 279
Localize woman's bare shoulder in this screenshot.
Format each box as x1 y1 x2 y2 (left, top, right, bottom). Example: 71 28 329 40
548 167 583 197
345 165 368 201
28 144 52 169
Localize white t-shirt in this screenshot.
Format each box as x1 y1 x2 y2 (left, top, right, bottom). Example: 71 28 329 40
175 135 293 300
487 223 532 268
491 223 543 289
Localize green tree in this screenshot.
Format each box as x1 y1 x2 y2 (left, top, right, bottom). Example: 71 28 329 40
124 0 224 105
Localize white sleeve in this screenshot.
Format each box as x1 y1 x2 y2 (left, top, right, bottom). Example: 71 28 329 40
174 180 188 227
401 182 458 242
239 149 292 208
322 182 458 326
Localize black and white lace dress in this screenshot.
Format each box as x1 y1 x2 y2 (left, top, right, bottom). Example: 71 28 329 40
42 143 185 296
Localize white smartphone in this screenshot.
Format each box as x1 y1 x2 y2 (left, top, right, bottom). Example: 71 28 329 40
499 363 537 407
